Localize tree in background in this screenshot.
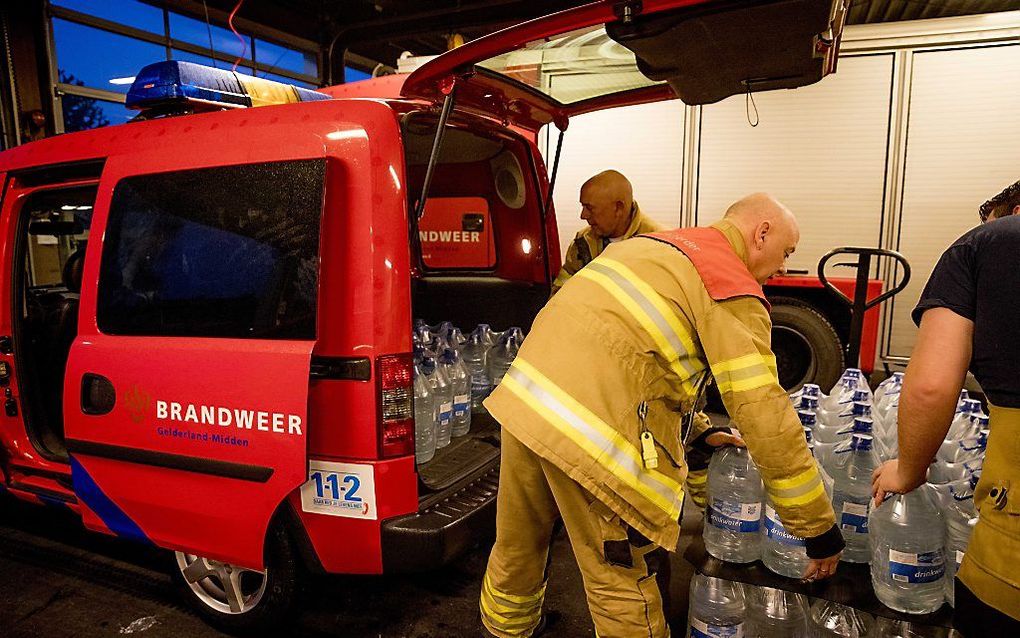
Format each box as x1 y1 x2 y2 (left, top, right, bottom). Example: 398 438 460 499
59 70 110 132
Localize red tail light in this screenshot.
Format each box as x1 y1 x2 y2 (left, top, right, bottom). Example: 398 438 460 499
377 353 414 458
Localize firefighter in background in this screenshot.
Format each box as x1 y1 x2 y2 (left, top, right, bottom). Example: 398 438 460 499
480 193 844 638
550 169 663 296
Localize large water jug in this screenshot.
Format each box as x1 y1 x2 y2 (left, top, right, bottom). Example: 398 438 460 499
874 372 903 410
830 418 881 472
761 496 810 579
486 328 522 388
440 348 472 438
687 574 745 638
423 354 453 448
869 490 947 615
744 585 808 638
936 430 986 465
807 598 873 637
831 433 877 563
946 399 982 440
943 474 978 607
413 360 437 464
704 447 763 563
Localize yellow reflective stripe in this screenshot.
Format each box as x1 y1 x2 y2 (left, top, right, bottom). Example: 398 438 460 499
766 465 826 508
713 352 778 394
483 572 545 605
598 258 699 356
768 466 820 491
712 353 764 374
574 266 697 394
480 573 543 633
686 472 707 485
503 360 684 518
769 480 827 508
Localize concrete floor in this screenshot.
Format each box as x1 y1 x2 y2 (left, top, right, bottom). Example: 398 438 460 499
0 493 702 638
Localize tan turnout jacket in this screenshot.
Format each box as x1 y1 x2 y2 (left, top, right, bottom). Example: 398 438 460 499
551 202 662 296
485 219 836 550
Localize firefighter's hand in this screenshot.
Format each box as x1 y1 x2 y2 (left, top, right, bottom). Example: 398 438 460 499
871 459 924 507
704 429 744 448
803 553 841 581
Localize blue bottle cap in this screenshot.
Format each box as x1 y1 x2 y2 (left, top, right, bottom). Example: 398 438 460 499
799 396 819 410
853 417 873 433
852 401 871 416
797 409 817 427
803 426 813 443
851 433 873 451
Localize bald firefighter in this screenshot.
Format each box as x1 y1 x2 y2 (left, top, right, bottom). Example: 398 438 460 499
479 194 844 638
551 170 663 296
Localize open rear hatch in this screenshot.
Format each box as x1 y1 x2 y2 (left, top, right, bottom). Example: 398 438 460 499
401 0 848 130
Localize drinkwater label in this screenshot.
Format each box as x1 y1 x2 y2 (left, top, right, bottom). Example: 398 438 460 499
764 505 806 546
439 402 453 426
690 618 744 638
707 498 761 533
839 500 869 534
453 394 469 418
889 549 946 583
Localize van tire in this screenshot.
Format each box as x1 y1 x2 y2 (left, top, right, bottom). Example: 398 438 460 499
172 523 300 635
769 297 844 392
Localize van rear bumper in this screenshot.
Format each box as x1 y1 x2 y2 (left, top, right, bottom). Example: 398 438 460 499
380 461 499 572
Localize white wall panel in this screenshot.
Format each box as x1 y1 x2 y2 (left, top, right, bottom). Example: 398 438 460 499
889 44 1020 355
696 54 894 276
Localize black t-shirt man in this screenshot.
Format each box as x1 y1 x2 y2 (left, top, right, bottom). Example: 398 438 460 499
909 214 1020 633
913 215 1020 408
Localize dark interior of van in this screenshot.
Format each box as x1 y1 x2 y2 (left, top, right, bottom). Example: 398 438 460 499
402 113 551 490
11 185 96 462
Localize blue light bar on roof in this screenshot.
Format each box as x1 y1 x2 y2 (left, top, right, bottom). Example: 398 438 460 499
126 61 329 112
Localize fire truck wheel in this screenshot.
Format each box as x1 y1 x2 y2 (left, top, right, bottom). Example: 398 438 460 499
769 297 844 392
172 523 299 635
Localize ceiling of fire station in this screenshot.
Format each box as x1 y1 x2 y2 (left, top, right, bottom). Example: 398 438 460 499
195 0 1020 70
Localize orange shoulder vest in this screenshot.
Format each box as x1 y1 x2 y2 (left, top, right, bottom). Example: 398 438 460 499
642 227 770 311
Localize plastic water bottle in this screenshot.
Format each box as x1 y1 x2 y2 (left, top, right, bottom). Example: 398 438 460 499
807 598 872 637
413 359 437 464
440 348 472 438
761 496 810 579
869 490 947 615
956 389 970 411
687 574 745 638
830 417 879 471
462 331 492 414
946 400 981 440
704 446 763 563
943 474 978 607
423 354 453 448
744 585 808 638
486 328 522 388
831 433 877 563
868 616 952 638
474 323 498 348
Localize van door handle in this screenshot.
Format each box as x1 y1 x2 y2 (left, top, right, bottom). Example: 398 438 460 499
81 374 116 415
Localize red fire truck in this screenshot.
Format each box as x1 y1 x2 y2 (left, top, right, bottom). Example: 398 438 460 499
0 0 854 632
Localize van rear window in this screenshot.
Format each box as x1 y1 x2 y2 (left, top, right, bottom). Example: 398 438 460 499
97 160 325 339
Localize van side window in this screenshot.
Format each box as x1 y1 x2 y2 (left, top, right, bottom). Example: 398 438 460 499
97 160 325 339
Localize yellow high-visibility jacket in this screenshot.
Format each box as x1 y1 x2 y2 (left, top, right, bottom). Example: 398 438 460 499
551 202 662 296
485 220 836 551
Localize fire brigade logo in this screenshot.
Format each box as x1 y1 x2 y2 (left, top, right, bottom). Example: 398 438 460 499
124 385 151 424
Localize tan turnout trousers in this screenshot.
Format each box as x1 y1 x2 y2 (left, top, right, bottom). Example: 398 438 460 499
481 431 672 638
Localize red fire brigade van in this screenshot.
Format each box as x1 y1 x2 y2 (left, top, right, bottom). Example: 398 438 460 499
0 0 848 632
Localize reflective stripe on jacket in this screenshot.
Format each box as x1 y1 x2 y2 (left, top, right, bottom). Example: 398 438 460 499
550 202 662 296
485 219 835 550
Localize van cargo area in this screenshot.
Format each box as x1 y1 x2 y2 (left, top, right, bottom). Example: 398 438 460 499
402 112 553 494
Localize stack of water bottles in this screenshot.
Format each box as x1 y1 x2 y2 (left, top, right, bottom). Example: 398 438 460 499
687 574 956 637
701 367 985 618
411 320 525 464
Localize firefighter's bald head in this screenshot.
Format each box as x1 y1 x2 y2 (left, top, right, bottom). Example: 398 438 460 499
580 170 635 239
724 193 800 284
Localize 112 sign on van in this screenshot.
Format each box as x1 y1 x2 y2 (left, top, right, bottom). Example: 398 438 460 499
300 461 377 519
